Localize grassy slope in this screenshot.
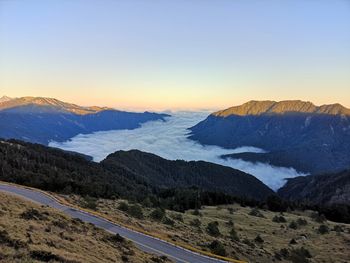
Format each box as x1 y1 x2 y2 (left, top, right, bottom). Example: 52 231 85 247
63 195 350 263
0 192 170 263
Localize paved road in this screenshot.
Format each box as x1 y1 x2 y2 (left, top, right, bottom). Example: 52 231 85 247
0 183 238 263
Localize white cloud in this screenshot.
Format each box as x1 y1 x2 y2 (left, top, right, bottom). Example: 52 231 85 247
50 112 307 190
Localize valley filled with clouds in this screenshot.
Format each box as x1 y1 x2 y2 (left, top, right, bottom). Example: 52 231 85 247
50 112 307 190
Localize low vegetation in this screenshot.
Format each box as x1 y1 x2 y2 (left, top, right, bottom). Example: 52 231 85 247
61 194 350 263
0 192 170 263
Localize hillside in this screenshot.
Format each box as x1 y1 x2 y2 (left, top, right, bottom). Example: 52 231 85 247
0 139 273 207
0 96 168 145
189 100 350 174
102 150 274 200
0 192 169 263
63 194 350 263
278 170 350 205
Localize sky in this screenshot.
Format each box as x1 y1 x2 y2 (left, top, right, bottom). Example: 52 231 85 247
1 0 350 111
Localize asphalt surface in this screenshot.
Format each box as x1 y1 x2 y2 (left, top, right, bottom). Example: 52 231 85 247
0 183 233 263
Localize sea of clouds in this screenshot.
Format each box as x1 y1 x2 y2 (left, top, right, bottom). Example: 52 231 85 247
50 111 307 190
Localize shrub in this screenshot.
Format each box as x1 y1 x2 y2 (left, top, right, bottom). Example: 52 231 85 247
163 217 175 226
297 218 308 226
289 247 312 263
333 225 344 233
192 209 202 216
0 230 26 249
170 213 183 222
229 228 239 241
30 251 64 262
206 221 221 237
150 208 166 221
274 248 290 260
310 212 326 223
128 204 144 219
249 208 264 218
107 233 125 244
118 202 129 212
228 207 234 214
226 219 234 226
318 224 329 234
272 215 287 223
209 240 227 256
190 218 201 228
254 235 264 243
289 221 298 230
266 195 287 212
83 196 98 210
151 256 168 263
20 208 47 221
289 238 297 245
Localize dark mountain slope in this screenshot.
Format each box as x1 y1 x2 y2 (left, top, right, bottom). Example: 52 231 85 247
0 139 273 202
278 170 350 205
189 100 350 174
0 96 168 145
0 139 152 200
102 150 274 200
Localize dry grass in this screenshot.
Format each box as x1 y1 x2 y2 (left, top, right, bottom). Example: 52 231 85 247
62 194 350 263
0 192 171 263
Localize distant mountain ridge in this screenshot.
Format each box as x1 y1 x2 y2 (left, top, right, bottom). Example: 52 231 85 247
0 96 168 145
102 150 274 200
189 100 350 174
0 96 111 115
0 139 273 202
0 96 13 103
213 100 350 117
278 170 350 205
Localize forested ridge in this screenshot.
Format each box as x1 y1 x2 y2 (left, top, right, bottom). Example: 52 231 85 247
0 139 271 211
2 139 349 223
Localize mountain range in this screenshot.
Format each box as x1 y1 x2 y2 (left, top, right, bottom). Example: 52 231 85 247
189 100 350 174
0 96 168 145
278 169 350 205
102 150 274 200
0 139 273 202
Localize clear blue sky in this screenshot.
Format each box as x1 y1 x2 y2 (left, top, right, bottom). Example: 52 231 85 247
1 0 349 110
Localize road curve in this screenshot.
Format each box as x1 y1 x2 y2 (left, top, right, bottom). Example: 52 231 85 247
0 183 237 263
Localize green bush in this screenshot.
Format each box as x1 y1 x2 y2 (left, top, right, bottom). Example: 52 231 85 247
83 196 98 210
209 240 227 256
310 212 326 223
118 202 129 212
297 218 308 226
163 217 175 226
107 233 125 244
272 215 287 223
289 247 312 263
170 213 183 222
318 224 329 234
249 208 264 218
289 221 298 230
20 208 47 221
254 234 264 243
206 221 221 237
190 218 201 228
128 204 144 219
150 208 166 221
192 209 202 216
229 228 239 241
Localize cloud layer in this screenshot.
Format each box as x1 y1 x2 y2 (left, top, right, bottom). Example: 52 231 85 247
50 112 307 190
